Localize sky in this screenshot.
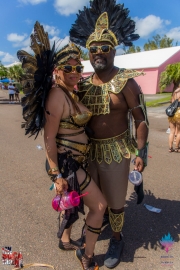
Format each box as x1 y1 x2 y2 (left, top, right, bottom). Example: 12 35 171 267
0 0 180 66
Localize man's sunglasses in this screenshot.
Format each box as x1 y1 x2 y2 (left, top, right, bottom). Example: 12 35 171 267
89 45 114 54
59 65 84 74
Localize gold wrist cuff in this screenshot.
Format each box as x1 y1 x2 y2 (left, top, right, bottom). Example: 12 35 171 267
48 166 59 174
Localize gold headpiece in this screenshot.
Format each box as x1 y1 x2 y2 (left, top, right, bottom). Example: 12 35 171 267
86 12 118 48
70 0 139 49
56 42 81 66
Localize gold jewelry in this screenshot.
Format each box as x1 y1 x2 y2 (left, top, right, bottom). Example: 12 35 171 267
109 209 124 233
48 166 59 174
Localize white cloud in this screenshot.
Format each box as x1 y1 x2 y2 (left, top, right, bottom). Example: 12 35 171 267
21 45 33 54
50 35 70 49
7 33 27 42
43 24 60 36
18 0 46 5
166 27 180 42
25 19 33 25
165 20 171 25
134 15 164 38
0 52 17 63
0 51 5 56
54 0 89 16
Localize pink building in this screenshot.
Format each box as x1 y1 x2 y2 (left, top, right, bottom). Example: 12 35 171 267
82 46 180 94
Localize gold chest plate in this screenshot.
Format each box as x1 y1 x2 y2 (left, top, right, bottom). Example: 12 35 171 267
78 69 144 115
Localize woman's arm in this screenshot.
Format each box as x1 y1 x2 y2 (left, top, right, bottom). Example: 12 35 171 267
44 87 68 194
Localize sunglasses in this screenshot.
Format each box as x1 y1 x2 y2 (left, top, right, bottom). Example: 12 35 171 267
59 65 84 74
89 45 114 54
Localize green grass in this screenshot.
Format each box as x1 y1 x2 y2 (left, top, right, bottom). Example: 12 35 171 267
146 94 171 107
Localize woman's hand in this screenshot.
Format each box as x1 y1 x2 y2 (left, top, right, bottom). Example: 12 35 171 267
55 177 68 195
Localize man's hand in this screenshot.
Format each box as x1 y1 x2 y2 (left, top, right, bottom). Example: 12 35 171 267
134 156 145 172
55 177 68 195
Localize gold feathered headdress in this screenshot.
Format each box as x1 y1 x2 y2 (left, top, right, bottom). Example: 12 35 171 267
70 0 139 48
17 21 81 138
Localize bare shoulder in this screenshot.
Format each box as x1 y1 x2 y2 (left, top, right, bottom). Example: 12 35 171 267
122 78 142 101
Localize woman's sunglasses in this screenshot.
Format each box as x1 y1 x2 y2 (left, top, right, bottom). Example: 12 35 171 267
89 45 114 54
59 65 84 74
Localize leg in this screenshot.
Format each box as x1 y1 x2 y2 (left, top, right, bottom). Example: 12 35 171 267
168 121 176 152
76 168 107 269
88 159 109 227
175 123 180 152
95 158 130 269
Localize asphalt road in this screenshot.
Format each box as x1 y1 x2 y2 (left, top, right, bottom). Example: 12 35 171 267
0 102 179 270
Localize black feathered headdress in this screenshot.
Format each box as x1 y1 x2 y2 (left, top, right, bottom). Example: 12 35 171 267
17 21 81 139
70 0 139 48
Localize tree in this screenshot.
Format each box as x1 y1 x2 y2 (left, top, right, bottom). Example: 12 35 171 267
159 63 180 92
7 64 24 82
144 34 175 51
0 62 8 79
123 45 141 54
81 49 89 60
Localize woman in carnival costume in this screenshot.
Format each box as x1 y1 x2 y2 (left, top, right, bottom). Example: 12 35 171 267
18 21 106 270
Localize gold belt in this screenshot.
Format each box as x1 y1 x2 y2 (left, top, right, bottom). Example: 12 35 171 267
90 129 137 164
56 137 91 155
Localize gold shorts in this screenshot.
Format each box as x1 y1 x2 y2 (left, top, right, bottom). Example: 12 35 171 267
88 157 130 209
168 107 180 124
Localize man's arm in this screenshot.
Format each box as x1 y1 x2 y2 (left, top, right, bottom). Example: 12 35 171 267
122 79 149 172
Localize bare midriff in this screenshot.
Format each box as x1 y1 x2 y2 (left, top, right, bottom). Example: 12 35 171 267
57 127 89 155
88 91 129 139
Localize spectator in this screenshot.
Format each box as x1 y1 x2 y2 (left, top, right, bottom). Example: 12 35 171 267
8 83 15 104
13 84 20 103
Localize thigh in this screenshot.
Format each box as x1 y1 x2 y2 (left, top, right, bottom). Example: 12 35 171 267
176 123 180 132
169 121 176 133
76 168 106 211
87 159 100 188
98 158 130 209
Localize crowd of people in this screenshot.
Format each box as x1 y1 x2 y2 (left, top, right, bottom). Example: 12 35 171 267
0 82 20 103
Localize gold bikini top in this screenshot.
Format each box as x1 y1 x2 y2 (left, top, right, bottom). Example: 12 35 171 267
59 95 92 130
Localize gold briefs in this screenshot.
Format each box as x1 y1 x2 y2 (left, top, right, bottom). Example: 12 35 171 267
89 129 137 164
168 107 180 124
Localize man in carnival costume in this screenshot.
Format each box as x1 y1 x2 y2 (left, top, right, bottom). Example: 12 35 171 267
70 0 149 268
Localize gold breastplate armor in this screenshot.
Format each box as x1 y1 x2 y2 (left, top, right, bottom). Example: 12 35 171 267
78 69 144 115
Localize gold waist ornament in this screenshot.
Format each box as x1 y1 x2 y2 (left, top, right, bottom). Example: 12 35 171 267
90 129 137 164
56 137 91 155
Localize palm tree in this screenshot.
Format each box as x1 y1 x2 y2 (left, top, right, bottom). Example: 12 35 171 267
0 62 8 79
159 63 180 92
7 64 24 82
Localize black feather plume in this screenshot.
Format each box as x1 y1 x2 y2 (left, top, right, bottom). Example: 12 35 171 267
70 0 139 47
17 21 57 139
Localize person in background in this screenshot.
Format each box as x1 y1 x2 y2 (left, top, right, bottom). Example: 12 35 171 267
13 84 20 103
8 83 15 103
168 85 180 152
